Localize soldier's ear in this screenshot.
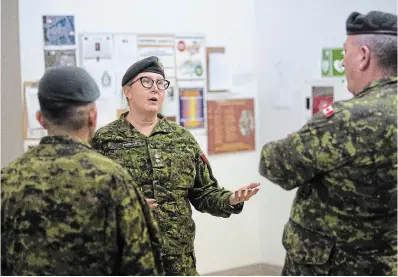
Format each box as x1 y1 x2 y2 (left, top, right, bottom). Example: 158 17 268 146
359 45 371 71
36 111 45 129
123 86 132 100
87 104 97 129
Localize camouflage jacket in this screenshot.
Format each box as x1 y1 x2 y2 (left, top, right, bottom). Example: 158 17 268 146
259 77 397 275
1 136 164 276
91 113 243 255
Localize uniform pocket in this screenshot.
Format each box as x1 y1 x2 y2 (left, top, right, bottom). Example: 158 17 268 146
282 219 334 265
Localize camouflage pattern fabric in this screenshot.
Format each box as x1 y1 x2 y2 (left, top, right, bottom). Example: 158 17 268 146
1 136 164 276
259 77 397 276
162 252 199 276
90 113 243 268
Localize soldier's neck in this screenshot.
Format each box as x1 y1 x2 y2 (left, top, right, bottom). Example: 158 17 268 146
354 69 386 95
126 110 158 136
47 128 91 142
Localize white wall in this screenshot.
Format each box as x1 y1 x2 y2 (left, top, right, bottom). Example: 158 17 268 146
18 0 398 273
19 0 262 274
255 0 397 266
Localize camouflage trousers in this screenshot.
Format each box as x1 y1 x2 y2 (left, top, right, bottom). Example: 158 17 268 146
281 249 397 276
162 252 199 276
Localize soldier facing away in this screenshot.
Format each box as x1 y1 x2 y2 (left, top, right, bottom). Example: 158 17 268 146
90 56 260 276
1 66 164 275
259 11 397 276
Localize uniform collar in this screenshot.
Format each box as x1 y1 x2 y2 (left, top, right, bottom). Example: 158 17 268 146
118 111 174 136
355 76 397 98
40 135 92 148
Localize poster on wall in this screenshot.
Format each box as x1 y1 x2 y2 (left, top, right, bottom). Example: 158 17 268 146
321 48 345 77
137 35 176 79
81 34 113 59
179 87 204 129
175 37 206 80
207 98 255 155
312 86 334 115
44 49 76 70
114 34 138 108
81 58 115 100
42 16 76 46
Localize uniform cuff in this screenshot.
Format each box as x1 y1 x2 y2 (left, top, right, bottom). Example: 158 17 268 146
223 193 244 214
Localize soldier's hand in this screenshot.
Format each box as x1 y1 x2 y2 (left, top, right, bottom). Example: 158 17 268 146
145 198 159 210
229 183 260 205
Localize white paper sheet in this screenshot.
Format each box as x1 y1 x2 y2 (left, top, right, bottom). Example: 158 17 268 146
25 86 42 129
25 85 48 139
113 34 138 107
208 52 229 91
114 34 138 75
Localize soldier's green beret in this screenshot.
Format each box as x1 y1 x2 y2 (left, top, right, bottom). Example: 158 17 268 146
38 66 100 109
121 56 165 87
346 11 397 36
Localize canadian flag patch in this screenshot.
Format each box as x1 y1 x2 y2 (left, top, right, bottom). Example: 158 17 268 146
322 104 334 117
200 153 210 164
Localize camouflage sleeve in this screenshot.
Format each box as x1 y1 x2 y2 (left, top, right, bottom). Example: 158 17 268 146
115 173 164 275
187 143 243 217
259 108 356 190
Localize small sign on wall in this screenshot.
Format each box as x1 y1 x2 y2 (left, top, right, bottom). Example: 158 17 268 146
321 48 345 77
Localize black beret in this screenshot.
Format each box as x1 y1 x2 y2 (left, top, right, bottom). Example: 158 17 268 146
346 11 397 36
121 56 165 87
38 66 100 110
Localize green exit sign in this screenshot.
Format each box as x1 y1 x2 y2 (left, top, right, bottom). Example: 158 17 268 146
322 48 345 77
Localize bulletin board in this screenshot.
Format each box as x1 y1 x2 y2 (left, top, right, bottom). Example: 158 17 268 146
29 14 251 155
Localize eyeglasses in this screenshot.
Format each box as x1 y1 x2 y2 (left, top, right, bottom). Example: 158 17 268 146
128 76 170 90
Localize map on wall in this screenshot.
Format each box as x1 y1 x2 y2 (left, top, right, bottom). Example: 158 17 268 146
42 16 76 46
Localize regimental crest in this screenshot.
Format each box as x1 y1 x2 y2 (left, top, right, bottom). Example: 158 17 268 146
157 59 164 70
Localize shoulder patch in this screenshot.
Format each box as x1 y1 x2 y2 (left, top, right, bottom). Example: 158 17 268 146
322 104 334 117
200 153 209 164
